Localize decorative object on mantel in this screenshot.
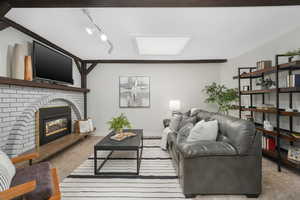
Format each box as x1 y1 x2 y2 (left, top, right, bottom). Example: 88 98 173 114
24 56 33 81
256 60 272 70
256 78 275 89
107 113 132 135
203 82 238 115
284 48 300 61
119 76 150 108
11 43 29 80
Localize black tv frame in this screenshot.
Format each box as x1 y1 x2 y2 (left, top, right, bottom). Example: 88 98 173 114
32 41 74 85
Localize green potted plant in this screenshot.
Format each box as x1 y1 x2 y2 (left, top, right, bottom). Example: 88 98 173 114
285 49 300 61
203 82 239 115
107 113 132 134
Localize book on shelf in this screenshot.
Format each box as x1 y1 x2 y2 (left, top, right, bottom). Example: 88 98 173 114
292 133 300 139
261 135 276 151
288 145 300 164
287 74 300 87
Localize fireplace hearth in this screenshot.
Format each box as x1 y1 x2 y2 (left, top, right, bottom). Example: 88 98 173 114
38 106 71 146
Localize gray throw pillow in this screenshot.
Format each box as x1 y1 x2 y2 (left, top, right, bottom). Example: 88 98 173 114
187 120 218 142
178 115 197 129
169 114 182 132
177 123 194 144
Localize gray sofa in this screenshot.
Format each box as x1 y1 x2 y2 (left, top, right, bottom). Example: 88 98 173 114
167 110 261 198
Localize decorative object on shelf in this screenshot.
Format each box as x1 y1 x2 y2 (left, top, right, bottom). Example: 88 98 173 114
256 78 275 89
107 113 132 135
203 82 238 115
245 115 254 121
256 60 272 70
262 136 276 151
169 100 181 116
263 120 274 131
286 74 300 87
110 131 137 141
288 145 300 164
11 43 29 80
284 48 300 61
24 56 33 81
242 85 250 91
119 76 150 108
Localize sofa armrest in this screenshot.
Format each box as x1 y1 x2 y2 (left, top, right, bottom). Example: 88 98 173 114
11 152 39 165
177 141 238 158
0 180 36 200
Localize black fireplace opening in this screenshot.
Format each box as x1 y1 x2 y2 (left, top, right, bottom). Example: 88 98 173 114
39 106 72 146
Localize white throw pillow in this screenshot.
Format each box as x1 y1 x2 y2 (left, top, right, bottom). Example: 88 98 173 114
187 120 218 142
0 150 16 191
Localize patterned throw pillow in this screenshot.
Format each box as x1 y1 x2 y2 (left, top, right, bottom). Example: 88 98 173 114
178 115 197 130
177 123 194 144
0 166 10 191
0 150 16 191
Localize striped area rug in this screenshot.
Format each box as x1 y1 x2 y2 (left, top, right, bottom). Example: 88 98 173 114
61 138 190 200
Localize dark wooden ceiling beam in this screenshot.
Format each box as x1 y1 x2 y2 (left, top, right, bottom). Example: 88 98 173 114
1 17 81 61
0 21 9 31
9 0 300 7
0 1 11 18
74 59 82 74
86 63 98 75
84 59 227 64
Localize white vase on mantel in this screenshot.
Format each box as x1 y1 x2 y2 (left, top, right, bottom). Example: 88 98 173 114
11 43 29 80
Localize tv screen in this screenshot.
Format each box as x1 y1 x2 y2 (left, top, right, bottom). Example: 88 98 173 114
33 41 73 84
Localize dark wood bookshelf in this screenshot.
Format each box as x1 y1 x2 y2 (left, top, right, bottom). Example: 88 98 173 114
0 76 89 93
233 60 300 79
262 149 300 169
235 56 300 172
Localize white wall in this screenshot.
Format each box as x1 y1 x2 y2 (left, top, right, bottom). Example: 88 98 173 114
87 63 221 136
0 27 81 87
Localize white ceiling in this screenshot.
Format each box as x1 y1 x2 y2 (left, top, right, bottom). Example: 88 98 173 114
6 7 300 60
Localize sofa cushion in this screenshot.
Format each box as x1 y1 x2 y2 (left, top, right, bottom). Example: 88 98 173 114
187 120 218 142
177 123 194 144
178 115 197 130
213 114 256 155
11 162 53 200
178 141 238 158
169 114 182 132
0 150 16 191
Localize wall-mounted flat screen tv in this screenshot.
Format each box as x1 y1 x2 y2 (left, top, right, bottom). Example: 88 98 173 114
33 41 73 85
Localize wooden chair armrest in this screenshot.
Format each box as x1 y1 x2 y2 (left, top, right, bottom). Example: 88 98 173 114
0 180 36 200
49 168 61 200
11 152 39 164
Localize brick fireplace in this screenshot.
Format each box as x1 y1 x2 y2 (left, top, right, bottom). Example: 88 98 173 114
0 84 84 157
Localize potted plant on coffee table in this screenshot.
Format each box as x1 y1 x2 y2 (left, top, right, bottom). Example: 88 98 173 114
107 113 132 136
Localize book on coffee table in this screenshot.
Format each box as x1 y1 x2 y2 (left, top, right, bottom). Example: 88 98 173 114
110 132 137 141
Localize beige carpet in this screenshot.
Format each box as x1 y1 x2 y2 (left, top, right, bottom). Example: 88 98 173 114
47 135 300 200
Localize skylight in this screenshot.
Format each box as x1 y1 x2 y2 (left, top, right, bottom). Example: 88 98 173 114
135 37 190 55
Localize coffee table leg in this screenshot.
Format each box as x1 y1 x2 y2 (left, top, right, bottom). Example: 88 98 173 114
94 148 97 175
137 148 139 175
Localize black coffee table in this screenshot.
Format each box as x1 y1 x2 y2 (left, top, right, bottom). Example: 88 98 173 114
94 129 143 175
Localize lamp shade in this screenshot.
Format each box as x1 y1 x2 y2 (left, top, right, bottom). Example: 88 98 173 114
169 100 181 111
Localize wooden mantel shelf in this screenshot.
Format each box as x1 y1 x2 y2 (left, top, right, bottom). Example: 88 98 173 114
0 76 89 93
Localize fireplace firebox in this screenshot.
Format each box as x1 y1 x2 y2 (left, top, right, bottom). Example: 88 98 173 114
38 106 71 146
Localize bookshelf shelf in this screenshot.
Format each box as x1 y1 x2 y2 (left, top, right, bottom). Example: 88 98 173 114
234 55 300 172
